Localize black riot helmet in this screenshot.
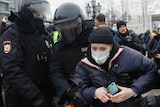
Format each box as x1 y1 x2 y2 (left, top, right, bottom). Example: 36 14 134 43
53 2 86 43
18 0 53 22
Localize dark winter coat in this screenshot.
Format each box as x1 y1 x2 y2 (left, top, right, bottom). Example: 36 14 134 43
0 18 52 107
146 35 160 69
75 43 158 107
49 28 92 101
114 31 145 55
146 35 160 58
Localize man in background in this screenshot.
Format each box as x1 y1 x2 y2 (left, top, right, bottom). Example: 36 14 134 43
114 20 146 55
95 13 107 28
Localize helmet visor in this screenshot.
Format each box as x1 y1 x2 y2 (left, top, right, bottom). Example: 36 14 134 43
55 18 82 43
30 2 53 22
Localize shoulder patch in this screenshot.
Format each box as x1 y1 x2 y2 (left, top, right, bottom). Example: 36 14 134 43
3 41 12 54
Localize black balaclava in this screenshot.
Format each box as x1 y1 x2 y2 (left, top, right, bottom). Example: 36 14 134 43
14 16 46 35
31 19 47 35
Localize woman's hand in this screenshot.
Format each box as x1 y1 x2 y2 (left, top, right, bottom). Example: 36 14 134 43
110 85 136 103
94 87 112 103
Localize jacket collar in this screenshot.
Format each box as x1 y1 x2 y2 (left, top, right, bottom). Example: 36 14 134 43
81 44 124 71
97 22 107 28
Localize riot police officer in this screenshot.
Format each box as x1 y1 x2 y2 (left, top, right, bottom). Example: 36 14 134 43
49 2 93 107
0 0 54 107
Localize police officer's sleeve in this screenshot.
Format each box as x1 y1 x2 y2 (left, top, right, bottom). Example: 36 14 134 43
0 28 41 102
49 46 70 99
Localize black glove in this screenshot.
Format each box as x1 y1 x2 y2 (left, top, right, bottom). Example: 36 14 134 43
32 95 47 107
66 87 79 99
135 96 157 107
66 87 88 106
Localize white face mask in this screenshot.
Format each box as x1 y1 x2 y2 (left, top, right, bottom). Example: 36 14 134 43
112 26 118 32
91 50 110 65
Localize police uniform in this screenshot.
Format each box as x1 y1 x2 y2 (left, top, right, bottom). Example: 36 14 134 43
49 32 89 105
0 22 53 107
0 0 54 106
0 69 3 107
49 3 94 106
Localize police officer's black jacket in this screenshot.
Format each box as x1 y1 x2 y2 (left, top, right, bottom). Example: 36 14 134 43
49 30 91 100
0 17 52 103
